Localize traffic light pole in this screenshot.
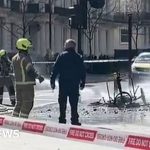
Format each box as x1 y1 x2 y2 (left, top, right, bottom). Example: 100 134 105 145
49 0 52 50
69 0 105 56
128 14 133 88
77 0 87 56
128 14 132 78
77 0 82 55
69 0 87 55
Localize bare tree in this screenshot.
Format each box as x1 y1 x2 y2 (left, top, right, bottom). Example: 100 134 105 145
126 0 144 52
83 0 117 58
0 0 46 39
17 0 46 37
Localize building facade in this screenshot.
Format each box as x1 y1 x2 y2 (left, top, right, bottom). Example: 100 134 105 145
0 0 150 60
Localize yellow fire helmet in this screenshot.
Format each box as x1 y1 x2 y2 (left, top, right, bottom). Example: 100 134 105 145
0 49 6 57
16 38 32 51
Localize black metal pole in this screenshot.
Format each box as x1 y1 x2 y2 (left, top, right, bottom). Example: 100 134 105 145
49 0 52 50
77 0 88 55
77 0 82 55
128 14 132 78
78 27 82 54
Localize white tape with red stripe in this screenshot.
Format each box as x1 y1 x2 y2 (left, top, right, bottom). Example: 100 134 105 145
0 116 150 149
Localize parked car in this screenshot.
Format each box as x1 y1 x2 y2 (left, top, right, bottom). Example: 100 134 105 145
131 52 150 84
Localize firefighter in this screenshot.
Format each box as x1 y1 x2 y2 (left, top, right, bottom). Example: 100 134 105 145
50 39 86 125
0 49 16 106
12 38 44 118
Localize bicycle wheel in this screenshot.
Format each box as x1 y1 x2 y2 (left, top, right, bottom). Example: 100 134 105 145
114 91 132 108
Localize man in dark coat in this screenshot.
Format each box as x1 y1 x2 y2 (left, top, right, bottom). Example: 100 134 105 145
50 39 86 125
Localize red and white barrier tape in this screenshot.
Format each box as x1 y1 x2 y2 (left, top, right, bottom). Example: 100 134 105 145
0 116 150 149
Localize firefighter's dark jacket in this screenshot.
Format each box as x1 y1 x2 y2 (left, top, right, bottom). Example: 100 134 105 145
0 56 12 77
12 51 38 85
51 48 86 86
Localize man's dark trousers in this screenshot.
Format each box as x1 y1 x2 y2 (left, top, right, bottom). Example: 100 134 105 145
58 82 79 124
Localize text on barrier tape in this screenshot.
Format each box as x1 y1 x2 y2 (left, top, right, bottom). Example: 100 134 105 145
22 121 46 133
4 119 22 128
44 125 67 135
97 132 126 144
125 135 150 150
67 127 97 141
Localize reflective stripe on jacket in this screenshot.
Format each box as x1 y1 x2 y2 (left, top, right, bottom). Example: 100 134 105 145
12 52 36 85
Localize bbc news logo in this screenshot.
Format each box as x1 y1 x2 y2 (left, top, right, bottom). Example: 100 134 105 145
0 129 20 138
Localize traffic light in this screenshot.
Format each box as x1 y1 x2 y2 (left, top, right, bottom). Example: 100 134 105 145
69 16 78 29
89 0 105 9
69 0 87 29
69 5 80 29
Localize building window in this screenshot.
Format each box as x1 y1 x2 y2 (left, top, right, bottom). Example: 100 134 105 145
27 4 39 13
71 0 76 6
119 0 128 12
39 3 45 13
120 28 128 43
4 0 10 8
0 0 4 7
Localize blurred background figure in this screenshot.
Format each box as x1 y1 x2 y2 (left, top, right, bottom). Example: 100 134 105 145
0 49 16 106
